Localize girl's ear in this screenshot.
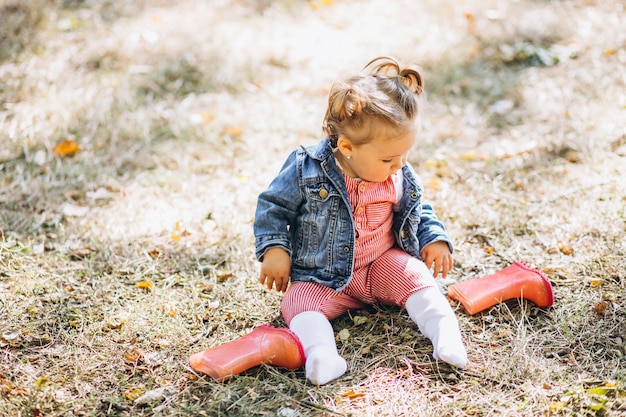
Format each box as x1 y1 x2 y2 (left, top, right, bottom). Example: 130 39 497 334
336 136 353 157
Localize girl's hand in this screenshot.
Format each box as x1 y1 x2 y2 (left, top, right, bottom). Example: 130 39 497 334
259 247 291 292
421 241 453 278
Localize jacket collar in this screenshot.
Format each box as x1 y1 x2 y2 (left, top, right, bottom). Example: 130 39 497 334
301 138 335 161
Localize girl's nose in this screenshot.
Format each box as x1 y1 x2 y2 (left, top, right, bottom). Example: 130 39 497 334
392 156 406 172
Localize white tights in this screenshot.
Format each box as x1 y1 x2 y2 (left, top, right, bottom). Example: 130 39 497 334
289 287 467 385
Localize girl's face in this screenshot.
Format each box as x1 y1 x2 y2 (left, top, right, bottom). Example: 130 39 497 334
337 127 417 182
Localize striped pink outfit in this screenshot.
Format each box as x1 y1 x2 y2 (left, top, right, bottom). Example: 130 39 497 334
282 172 436 325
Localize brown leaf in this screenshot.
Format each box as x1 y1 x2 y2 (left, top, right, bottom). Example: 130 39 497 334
340 390 366 399
217 272 234 282
592 301 609 317
69 247 93 260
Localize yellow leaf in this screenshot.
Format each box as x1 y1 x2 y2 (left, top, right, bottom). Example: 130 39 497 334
558 241 574 255
135 280 153 290
589 278 603 287
586 386 613 395
124 387 145 401
484 246 494 254
35 376 48 388
170 233 180 242
226 126 243 137
53 139 80 157
550 401 567 412
459 152 478 160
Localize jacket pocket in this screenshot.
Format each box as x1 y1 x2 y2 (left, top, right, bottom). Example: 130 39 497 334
292 182 340 268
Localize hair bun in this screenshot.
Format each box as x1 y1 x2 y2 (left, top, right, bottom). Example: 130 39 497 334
363 56 424 95
329 84 367 121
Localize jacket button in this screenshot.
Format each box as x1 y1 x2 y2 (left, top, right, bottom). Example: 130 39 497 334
343 246 350 252
400 230 408 238
319 188 328 198
339 281 344 286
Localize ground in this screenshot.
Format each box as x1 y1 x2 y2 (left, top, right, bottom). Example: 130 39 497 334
1 0 625 416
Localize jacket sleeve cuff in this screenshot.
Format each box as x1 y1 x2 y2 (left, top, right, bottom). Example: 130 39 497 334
255 235 292 261
419 235 454 255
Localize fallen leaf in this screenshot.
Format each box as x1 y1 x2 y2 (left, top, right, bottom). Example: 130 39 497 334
589 278 604 287
592 301 609 317
107 317 126 329
53 139 80 157
464 12 475 32
340 390 365 399
151 338 170 348
133 386 178 405
550 401 567 412
226 126 243 137
217 272 233 282
586 386 614 395
135 280 153 290
124 349 143 364
69 247 93 260
338 328 350 341
124 387 145 401
35 376 48 388
558 241 574 255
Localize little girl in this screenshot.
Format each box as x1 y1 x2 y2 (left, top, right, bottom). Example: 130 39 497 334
254 56 467 385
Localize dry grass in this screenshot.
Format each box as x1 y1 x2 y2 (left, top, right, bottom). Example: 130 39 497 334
1 0 625 416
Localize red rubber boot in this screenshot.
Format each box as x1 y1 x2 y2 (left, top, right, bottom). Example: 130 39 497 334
189 325 305 382
447 262 554 315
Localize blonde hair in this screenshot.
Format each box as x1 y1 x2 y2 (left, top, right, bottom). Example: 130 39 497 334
323 56 424 146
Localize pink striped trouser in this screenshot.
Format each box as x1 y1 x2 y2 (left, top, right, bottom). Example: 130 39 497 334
281 247 437 325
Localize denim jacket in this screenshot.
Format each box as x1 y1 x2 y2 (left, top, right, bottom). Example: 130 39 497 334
254 139 452 291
